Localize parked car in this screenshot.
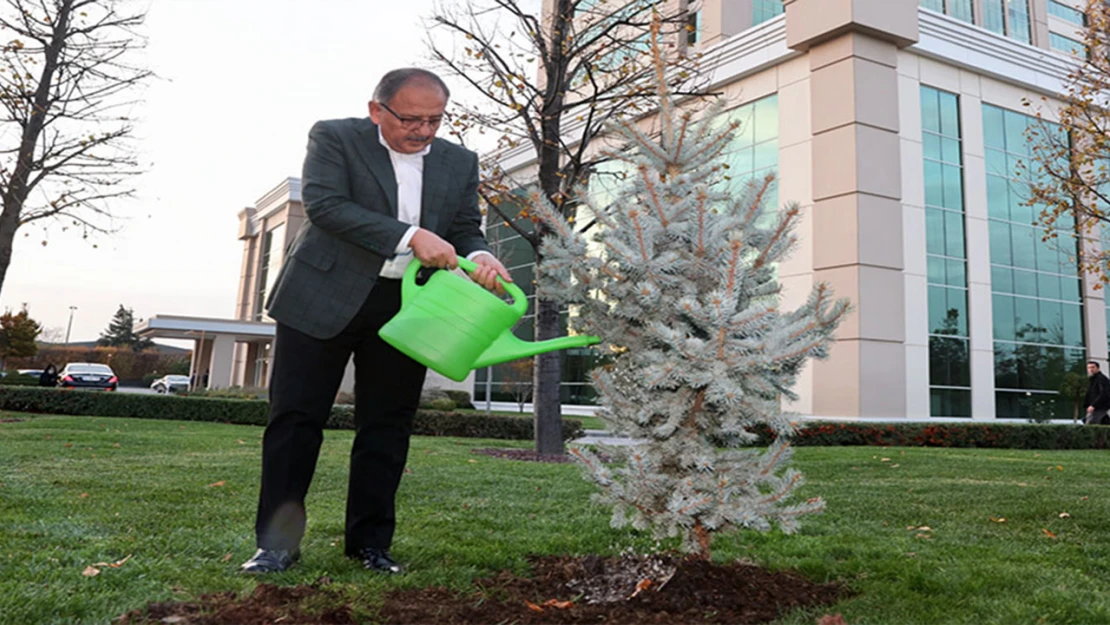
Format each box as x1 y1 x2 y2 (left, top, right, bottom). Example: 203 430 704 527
58 363 118 391
151 374 190 394
17 369 43 378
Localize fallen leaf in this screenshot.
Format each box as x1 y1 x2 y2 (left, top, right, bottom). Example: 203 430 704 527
1057 465 1064 471
64 443 72 448
917 526 932 532
207 481 226 488
467 459 478 464
818 615 848 625
905 525 916 530
82 566 100 577
1042 528 1057 539
1082 496 1090 501
990 517 1007 523
221 553 233 562
462 503 470 509
915 533 932 540
91 554 132 569
79 493 88 499
630 578 654 598
542 599 574 609
1059 512 1071 518
890 464 900 468
524 600 544 613
237 439 245 445
1018 482 1029 487
880 458 891 462
404 468 412 474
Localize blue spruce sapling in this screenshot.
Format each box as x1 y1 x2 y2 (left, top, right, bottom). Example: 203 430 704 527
533 35 850 560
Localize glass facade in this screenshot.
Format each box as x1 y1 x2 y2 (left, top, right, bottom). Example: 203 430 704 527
1049 32 1086 57
982 0 1031 43
475 94 779 406
753 0 784 26
922 87 971 417
920 0 974 23
984 104 1085 418
1047 0 1086 25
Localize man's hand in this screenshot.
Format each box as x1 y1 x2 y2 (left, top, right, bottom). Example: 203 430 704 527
469 253 512 293
409 228 457 270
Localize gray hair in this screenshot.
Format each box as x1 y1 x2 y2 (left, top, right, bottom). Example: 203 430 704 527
373 68 450 104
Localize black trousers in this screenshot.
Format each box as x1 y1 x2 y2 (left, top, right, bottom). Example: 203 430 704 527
254 279 427 554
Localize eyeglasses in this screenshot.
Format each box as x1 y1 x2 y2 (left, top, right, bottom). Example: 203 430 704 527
378 102 446 129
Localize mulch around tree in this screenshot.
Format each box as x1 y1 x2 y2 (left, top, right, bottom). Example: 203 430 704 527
118 554 847 625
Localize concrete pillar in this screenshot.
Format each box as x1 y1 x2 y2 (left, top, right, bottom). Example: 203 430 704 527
785 0 918 418
207 335 236 390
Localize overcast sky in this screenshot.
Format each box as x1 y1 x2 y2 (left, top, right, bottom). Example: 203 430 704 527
0 0 507 345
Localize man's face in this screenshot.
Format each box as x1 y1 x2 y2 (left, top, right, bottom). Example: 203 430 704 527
369 82 447 154
1089 363 1099 376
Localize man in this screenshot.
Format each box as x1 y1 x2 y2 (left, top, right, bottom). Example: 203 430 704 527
240 68 510 575
1086 361 1110 425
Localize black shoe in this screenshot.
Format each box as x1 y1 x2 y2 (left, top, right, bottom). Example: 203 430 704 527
239 548 299 574
351 547 404 575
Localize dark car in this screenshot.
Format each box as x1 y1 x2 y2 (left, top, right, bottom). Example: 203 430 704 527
58 363 118 391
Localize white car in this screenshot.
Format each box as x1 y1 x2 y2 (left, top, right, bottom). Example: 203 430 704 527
151 374 190 394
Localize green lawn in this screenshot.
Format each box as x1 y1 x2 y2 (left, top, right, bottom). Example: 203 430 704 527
2 415 1110 624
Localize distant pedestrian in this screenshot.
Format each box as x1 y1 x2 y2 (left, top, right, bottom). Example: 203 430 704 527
1085 361 1110 425
39 364 58 387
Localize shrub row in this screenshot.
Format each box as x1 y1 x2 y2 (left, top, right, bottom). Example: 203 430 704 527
0 373 41 387
747 421 1110 450
0 387 583 441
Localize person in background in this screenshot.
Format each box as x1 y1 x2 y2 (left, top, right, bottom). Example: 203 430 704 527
39 364 58 387
1085 361 1110 425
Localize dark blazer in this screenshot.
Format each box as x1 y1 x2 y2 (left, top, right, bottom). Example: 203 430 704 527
266 118 490 339
1088 371 1110 411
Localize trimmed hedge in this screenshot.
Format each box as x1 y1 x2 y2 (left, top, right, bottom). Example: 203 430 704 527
0 386 583 441
1 373 41 387
749 421 1110 450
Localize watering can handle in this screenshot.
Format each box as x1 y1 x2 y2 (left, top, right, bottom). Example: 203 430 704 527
401 256 529 317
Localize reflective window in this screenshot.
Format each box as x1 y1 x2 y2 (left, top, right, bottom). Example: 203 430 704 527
923 87 970 416
982 0 1031 43
1048 0 1086 25
984 103 1084 418
920 0 974 22
1050 32 1087 58
753 0 784 26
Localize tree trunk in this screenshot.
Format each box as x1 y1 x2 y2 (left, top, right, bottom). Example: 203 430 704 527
533 296 564 454
0 200 19 296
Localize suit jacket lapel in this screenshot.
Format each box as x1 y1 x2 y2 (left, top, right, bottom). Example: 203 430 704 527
420 142 448 233
355 122 398 217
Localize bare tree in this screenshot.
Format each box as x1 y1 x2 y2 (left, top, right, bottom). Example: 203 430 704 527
1021 0 1110 282
39 325 64 343
0 0 150 296
429 0 705 454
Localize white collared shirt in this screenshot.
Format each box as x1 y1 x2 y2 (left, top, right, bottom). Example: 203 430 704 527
376 129 493 279
378 130 430 279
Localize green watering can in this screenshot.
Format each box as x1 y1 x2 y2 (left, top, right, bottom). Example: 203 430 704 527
378 256 601 382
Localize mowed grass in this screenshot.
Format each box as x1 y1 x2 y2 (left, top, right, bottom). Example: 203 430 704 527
2 414 1110 624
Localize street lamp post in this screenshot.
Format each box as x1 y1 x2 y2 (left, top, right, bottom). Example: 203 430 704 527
64 306 77 346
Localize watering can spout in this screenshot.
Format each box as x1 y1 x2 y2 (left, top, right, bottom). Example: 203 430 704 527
472 331 601 369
